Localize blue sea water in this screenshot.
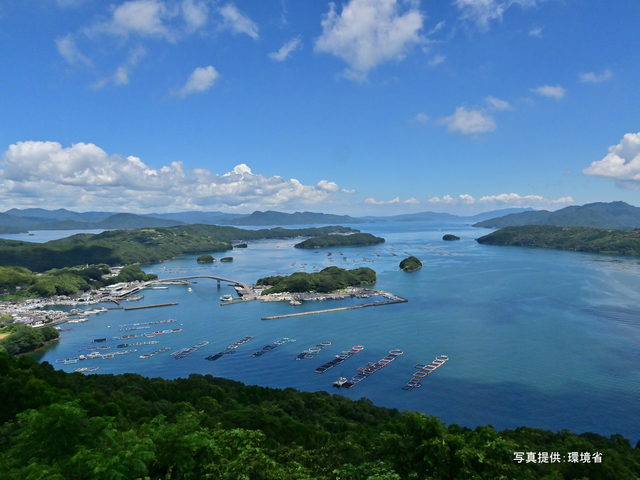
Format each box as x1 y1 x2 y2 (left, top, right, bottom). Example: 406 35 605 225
29 222 640 443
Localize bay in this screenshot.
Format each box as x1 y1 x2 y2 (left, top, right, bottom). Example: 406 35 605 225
31 222 640 443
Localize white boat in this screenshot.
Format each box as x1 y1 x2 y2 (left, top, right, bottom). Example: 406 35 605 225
289 300 302 306
220 294 233 302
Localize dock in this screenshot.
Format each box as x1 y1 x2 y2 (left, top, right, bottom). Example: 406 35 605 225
261 298 407 320
124 302 178 311
402 355 449 391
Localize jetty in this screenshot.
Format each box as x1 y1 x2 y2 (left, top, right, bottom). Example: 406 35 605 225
261 297 407 321
402 355 449 391
314 345 363 374
124 302 178 311
333 349 403 388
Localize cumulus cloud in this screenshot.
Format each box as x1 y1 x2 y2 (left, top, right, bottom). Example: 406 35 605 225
365 197 401 205
317 180 340 192
485 95 511 110
414 112 429 123
531 84 565 99
404 197 420 205
0 141 347 211
219 3 259 39
268 37 302 61
182 0 209 32
579 69 612 83
87 0 178 40
441 107 496 135
429 194 476 205
342 188 356 194
92 45 147 89
428 193 571 206
583 132 640 188
428 55 446 67
178 66 219 96
56 34 93 67
455 0 540 31
314 0 424 81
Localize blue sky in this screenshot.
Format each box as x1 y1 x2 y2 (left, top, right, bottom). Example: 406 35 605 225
1 0 639 215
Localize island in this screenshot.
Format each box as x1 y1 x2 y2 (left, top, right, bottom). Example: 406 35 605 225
196 254 216 263
233 243 247 248
257 266 376 294
476 225 640 256
294 233 385 249
399 256 422 272
220 257 233 262
442 234 460 241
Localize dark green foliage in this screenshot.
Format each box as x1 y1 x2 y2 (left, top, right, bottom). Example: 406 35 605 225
0 324 59 355
0 225 357 272
197 254 215 263
233 243 248 248
399 256 422 272
442 234 460 241
295 233 385 249
0 352 638 479
220 257 233 262
258 266 376 293
474 201 640 229
476 225 640 256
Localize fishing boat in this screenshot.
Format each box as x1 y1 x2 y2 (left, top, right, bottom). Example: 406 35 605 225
220 294 233 302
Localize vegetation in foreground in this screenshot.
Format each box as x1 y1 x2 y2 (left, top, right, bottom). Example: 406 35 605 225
0 224 357 272
399 256 422 272
257 266 376 294
0 352 638 479
294 232 385 249
0 324 59 355
0 264 156 301
476 225 640 256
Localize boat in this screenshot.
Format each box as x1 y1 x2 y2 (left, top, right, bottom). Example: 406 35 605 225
188 287 193 292
333 377 349 388
289 300 302 306
91 338 107 343
220 294 233 302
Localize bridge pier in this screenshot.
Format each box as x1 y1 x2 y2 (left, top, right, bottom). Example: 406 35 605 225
217 279 220 287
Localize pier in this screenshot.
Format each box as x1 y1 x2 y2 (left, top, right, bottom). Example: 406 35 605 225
402 355 449 391
261 297 407 320
124 302 178 311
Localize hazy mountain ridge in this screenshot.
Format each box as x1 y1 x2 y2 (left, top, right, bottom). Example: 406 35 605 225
474 202 640 229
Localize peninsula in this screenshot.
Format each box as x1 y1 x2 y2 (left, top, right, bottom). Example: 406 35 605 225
257 266 376 294
476 225 640 256
294 233 384 249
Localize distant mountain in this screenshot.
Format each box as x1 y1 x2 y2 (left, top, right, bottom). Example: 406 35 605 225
359 208 534 223
226 211 365 225
473 202 640 229
0 212 39 229
465 208 535 222
5 208 113 223
94 213 184 229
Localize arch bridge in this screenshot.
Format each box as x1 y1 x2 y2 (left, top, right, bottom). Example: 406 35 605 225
154 276 257 299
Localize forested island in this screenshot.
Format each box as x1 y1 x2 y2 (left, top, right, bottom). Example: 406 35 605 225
257 266 376 294
196 254 215 263
0 264 156 301
443 234 460 241
0 352 637 479
294 233 385 249
476 226 640 256
400 256 422 272
0 225 357 272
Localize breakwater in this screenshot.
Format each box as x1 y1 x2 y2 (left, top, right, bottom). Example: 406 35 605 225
124 302 178 311
261 298 407 320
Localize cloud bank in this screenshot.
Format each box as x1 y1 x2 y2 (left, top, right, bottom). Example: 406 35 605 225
429 193 573 206
583 132 640 188
0 141 348 211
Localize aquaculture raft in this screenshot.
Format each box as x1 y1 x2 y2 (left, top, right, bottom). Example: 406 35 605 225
402 355 449 391
251 338 296 357
172 341 209 359
295 341 331 360
205 335 254 361
314 345 363 374
334 349 403 388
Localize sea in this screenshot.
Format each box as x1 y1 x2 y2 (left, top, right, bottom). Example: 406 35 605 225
10 222 640 443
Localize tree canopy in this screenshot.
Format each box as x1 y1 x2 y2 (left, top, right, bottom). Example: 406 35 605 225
257 266 376 293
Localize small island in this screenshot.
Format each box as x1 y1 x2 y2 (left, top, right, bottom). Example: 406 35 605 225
196 254 216 263
399 256 422 272
220 257 233 262
294 233 385 249
443 234 460 241
233 243 248 248
476 225 640 256
257 266 376 294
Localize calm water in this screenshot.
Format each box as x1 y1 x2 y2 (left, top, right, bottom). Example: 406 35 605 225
31 222 640 442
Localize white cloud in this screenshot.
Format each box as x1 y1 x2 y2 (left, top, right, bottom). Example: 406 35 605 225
477 193 573 205
317 180 340 192
583 132 640 187
414 112 429 123
529 26 542 37
342 188 356 194
459 194 476 205
56 34 93 67
365 197 401 205
0 141 346 211
93 45 147 89
404 197 420 205
485 95 511 110
579 69 612 83
268 37 302 61
429 194 476 205
428 55 446 67
531 84 565 99
178 66 219 97
314 0 424 81
87 0 177 40
441 107 496 135
219 3 259 40
455 0 540 31
182 0 210 32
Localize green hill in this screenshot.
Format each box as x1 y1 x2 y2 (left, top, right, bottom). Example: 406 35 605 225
476 225 640 256
257 266 376 293
474 201 640 229
294 233 384 249
399 256 422 272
